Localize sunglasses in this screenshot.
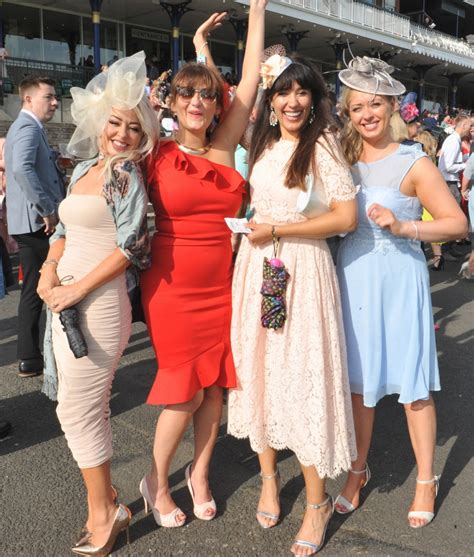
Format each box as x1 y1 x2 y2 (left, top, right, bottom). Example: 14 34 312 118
175 86 217 103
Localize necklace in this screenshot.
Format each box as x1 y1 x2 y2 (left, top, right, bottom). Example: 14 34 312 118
175 138 211 156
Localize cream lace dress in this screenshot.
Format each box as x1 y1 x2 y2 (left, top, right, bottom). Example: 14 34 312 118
228 136 357 478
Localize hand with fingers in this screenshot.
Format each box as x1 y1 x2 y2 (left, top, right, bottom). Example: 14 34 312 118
247 222 273 246
367 203 402 236
251 0 270 11
194 12 227 53
37 267 60 307
49 283 87 313
43 213 58 235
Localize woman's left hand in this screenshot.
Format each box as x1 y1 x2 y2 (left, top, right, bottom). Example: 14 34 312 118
49 284 87 313
367 203 402 236
247 222 273 246
194 12 227 43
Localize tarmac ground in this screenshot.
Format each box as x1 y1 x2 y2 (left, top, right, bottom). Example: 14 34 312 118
0 255 472 556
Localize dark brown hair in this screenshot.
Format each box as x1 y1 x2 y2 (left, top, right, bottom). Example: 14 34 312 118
170 62 223 109
19 76 56 101
248 57 337 190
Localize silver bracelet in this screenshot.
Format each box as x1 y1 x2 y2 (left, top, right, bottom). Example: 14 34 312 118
39 259 59 273
196 41 208 64
411 221 419 241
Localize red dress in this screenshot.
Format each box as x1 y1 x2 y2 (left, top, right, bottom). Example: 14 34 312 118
141 141 246 404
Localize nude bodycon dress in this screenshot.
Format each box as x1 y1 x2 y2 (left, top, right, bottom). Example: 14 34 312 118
52 194 131 469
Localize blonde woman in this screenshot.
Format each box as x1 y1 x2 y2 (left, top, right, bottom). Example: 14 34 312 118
335 57 467 528
37 53 160 555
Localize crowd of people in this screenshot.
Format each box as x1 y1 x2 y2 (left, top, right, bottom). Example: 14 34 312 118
0 2 472 555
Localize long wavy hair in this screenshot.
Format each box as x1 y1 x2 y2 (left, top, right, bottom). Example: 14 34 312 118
339 87 397 165
390 111 409 143
100 96 161 182
415 130 437 163
248 57 337 190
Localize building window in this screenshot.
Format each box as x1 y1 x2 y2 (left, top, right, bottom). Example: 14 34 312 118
125 25 170 74
210 42 236 76
4 4 41 59
82 18 121 67
43 11 81 65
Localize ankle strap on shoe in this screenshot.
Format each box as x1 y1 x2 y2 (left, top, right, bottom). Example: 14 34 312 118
307 495 331 510
416 475 440 484
349 465 368 475
260 469 279 480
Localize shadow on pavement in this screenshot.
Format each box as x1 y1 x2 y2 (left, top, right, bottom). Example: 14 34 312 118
0 356 156 457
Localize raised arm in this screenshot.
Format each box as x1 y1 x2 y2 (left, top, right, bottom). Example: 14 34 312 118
192 12 227 74
213 0 267 151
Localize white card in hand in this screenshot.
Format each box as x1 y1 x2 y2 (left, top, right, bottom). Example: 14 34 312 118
224 218 251 233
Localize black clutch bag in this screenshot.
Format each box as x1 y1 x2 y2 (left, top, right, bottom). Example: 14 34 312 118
126 267 145 324
59 306 88 358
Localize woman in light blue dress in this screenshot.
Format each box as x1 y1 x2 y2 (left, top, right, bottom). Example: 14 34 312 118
334 57 467 529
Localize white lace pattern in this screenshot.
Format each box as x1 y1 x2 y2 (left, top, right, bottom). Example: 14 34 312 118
228 136 357 478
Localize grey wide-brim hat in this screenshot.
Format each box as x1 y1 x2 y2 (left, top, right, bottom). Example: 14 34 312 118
339 56 406 96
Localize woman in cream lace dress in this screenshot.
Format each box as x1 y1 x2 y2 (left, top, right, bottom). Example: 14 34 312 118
228 55 357 556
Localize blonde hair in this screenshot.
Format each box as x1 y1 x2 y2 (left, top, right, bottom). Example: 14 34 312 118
415 130 437 163
100 96 160 182
390 111 409 143
339 86 396 165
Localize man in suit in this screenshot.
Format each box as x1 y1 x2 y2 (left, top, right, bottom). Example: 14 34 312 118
5 76 64 377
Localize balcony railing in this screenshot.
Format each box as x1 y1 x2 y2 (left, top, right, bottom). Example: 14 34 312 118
275 0 411 38
3 57 95 95
410 23 474 58
272 0 474 62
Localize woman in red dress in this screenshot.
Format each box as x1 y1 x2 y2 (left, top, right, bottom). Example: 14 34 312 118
140 1 267 527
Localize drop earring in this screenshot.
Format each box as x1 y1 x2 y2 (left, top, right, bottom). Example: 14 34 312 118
269 107 278 127
308 106 315 125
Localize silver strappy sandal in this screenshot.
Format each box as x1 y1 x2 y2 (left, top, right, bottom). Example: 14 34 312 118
256 469 281 529
292 495 334 556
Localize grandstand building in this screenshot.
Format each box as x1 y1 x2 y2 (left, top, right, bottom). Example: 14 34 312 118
2 0 474 124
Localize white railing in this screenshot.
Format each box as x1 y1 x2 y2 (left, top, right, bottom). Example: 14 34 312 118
410 23 474 57
271 0 474 62
275 0 411 38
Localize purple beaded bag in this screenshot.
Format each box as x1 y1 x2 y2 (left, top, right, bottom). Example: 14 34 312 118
260 230 290 330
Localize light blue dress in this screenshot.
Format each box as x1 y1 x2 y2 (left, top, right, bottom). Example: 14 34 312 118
337 144 440 407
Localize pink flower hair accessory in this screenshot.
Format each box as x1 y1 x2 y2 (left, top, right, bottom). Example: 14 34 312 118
400 102 419 124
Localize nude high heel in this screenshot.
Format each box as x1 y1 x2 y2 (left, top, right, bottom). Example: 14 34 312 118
75 485 119 547
139 476 186 528
185 463 217 521
71 503 131 556
334 463 371 515
408 475 440 528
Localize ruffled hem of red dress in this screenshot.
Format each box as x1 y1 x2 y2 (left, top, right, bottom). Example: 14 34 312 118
153 141 246 194
146 340 237 405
